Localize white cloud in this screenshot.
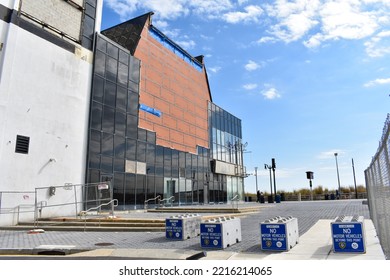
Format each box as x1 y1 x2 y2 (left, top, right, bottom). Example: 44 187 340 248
175 39 196 50
319 1 379 40
208 66 222 73
364 30 390 57
262 87 281 100
261 0 390 54
257 36 277 44
224 5 263 24
364 77 390 87
245 60 261 71
243 83 258 90
105 0 390 57
317 150 345 160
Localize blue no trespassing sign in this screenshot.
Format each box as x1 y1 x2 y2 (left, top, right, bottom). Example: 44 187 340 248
331 222 365 253
260 223 287 251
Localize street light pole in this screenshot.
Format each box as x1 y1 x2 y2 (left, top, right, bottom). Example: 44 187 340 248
264 164 273 200
255 167 258 193
352 158 358 199
272 158 276 201
334 153 341 198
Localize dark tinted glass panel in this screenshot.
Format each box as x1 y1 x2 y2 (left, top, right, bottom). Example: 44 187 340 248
107 43 119 59
119 50 129 65
115 111 126 136
88 169 100 184
146 175 155 199
128 80 139 92
116 86 127 111
101 156 113 173
126 114 138 138
172 150 178 166
114 135 125 158
137 141 146 162
155 165 164 176
164 148 171 165
171 166 179 178
146 143 155 164
91 102 102 130
88 153 100 169
126 139 136 160
179 152 186 167
106 56 117 83
83 15 94 40
128 92 139 116
164 164 171 177
89 129 101 154
85 3 95 17
92 75 104 103
102 106 115 133
125 173 136 205
104 81 116 107
86 0 96 8
118 62 128 86
129 57 140 82
101 132 114 156
136 175 145 205
147 131 156 144
113 173 125 206
138 129 146 142
156 146 164 165
114 158 125 172
155 176 164 197
96 37 106 53
94 51 106 76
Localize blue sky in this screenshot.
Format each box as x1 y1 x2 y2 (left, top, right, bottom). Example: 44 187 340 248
102 0 390 193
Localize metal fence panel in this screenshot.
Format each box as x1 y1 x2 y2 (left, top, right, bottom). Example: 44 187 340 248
364 113 390 259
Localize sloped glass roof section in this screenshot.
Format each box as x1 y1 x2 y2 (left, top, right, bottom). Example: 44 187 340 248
101 13 150 55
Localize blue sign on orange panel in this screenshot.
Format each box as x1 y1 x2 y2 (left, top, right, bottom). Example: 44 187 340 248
139 104 162 117
260 223 287 251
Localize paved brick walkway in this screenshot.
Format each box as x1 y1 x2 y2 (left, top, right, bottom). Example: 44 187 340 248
0 200 370 255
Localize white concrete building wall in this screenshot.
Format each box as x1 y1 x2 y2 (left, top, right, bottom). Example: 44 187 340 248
0 21 93 225
0 0 19 9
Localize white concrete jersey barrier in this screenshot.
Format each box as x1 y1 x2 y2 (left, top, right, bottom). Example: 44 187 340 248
165 214 201 240
260 216 299 251
200 217 242 249
331 215 366 253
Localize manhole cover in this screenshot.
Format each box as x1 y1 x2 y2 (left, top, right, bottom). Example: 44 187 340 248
95 242 114 246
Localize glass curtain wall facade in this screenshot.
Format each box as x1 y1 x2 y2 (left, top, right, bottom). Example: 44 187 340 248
86 34 232 209
209 102 245 201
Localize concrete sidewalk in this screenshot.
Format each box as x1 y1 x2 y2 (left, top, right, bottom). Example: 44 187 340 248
0 200 386 260
66 219 385 260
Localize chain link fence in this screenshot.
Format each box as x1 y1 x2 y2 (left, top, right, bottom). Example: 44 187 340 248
364 113 390 259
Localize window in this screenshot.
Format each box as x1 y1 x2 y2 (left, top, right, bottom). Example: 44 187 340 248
15 135 30 154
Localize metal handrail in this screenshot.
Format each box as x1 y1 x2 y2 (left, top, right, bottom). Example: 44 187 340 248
159 196 175 207
144 195 161 210
79 199 118 216
231 194 240 210
79 199 118 231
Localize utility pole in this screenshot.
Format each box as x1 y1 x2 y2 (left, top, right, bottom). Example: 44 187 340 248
272 158 276 201
352 158 358 199
255 167 258 193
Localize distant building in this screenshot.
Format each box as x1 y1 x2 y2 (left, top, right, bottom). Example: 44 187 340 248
0 1 245 224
